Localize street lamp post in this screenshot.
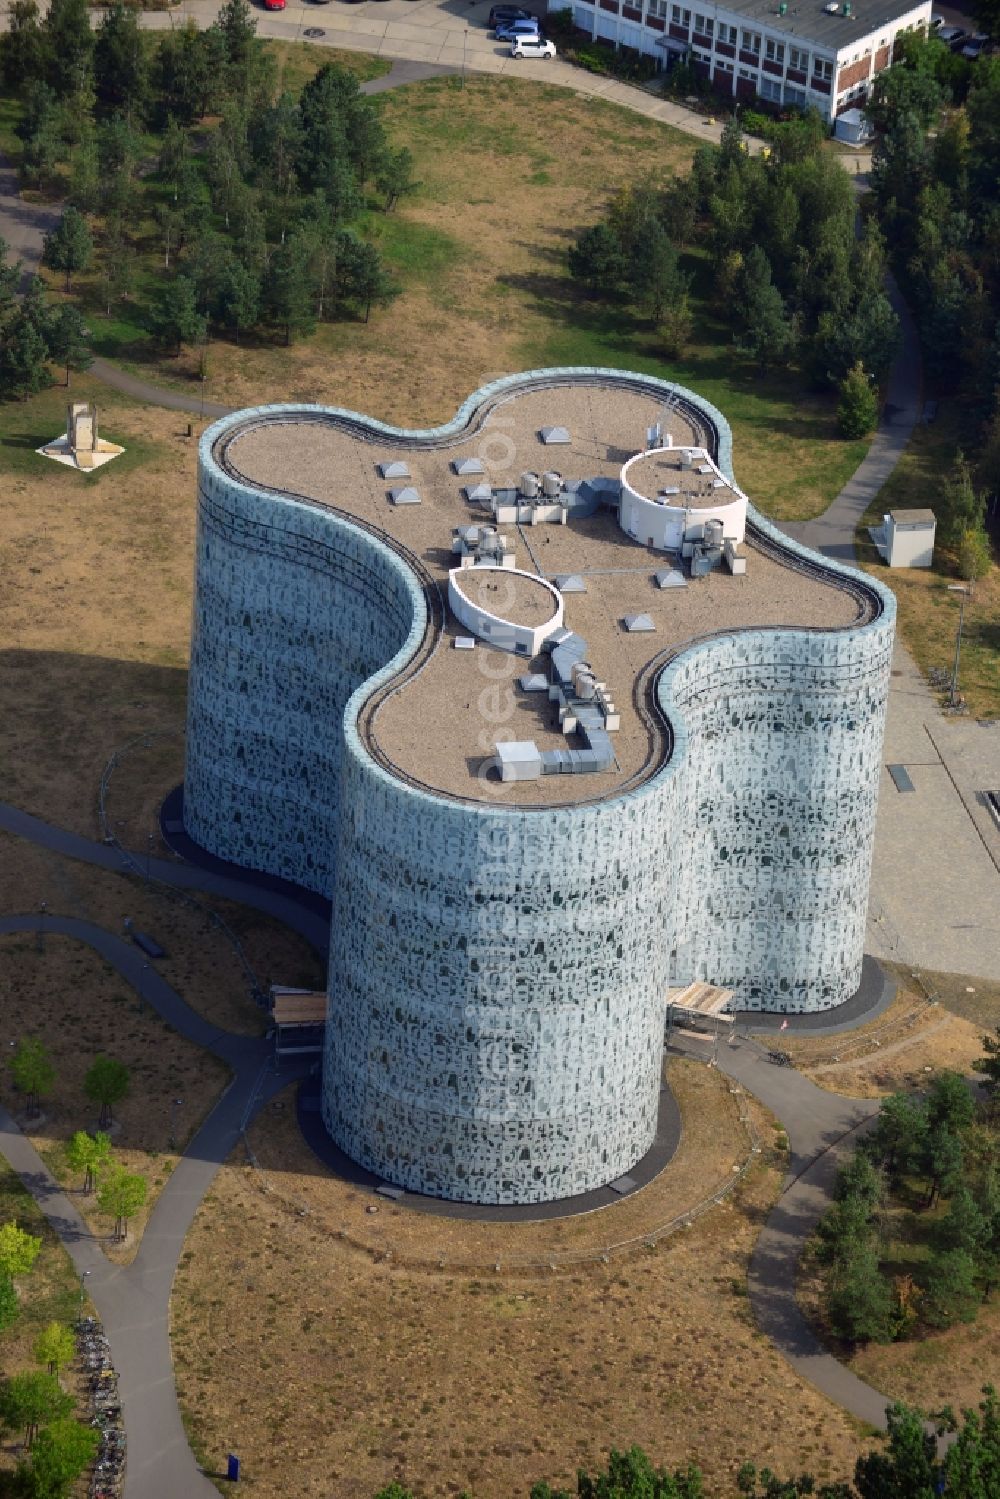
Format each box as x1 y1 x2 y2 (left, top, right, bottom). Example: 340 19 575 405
169 1097 183 1152
79 1269 91 1318
947 584 971 708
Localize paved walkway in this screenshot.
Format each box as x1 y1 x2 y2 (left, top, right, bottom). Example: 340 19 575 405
673 1030 892 1430
779 269 922 562
0 909 305 1499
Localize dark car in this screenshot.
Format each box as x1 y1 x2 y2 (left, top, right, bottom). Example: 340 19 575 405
488 5 532 28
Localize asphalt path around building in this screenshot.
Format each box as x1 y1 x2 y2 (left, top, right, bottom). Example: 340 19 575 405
0 799 904 1491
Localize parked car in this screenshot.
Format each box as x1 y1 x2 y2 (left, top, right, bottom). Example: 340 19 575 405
495 16 541 39
489 4 532 27
962 32 989 57
511 36 556 57
263 0 286 10
937 25 966 47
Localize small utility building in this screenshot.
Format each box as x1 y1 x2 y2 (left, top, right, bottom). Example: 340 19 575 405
883 509 936 568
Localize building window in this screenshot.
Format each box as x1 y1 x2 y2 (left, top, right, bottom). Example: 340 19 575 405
648 0 668 18
783 82 806 104
759 75 782 99
719 22 737 43
715 56 734 71
741 29 761 53
671 4 691 23
788 45 808 69
764 38 785 62
693 11 713 32
738 65 756 78
813 57 833 79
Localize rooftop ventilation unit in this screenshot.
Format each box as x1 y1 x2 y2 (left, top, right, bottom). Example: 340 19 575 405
379 460 410 480
542 471 563 498
465 483 492 504
623 613 656 633
520 471 540 499
453 457 485 477
655 568 687 589
554 574 587 593
823 2 838 11
540 426 570 445
703 518 725 550
389 486 420 505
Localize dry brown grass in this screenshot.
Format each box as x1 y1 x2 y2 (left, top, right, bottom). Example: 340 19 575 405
0 380 198 835
171 1061 871 1497
103 79 696 422
849 1301 1000 1414
0 932 230 1262
763 988 988 1100
0 829 323 1039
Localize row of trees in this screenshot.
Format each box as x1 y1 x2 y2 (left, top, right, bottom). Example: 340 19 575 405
868 36 1000 569
0 0 412 358
372 1395 1000 1498
7 1043 147 1239
567 114 898 426
0 1226 98 1498
8 1041 130 1127
816 1069 999 1345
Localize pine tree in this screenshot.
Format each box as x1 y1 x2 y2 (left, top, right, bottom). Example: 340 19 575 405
153 275 205 354
41 207 93 291
265 234 317 344
93 0 148 124
46 304 91 388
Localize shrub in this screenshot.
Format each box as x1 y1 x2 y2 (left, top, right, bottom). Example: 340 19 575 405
837 361 878 438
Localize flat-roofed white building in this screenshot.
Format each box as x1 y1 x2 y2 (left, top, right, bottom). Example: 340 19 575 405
551 0 932 121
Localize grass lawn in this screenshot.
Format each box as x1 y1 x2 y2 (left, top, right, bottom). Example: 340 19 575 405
171 1061 873 1498
856 403 999 720
41 72 866 527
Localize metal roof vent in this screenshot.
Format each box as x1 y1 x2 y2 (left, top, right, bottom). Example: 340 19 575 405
623 613 655 633
453 457 484 476
465 483 492 504
554 574 587 593
379 460 410 479
655 568 687 589
454 636 476 650
389 486 421 505
540 426 570 445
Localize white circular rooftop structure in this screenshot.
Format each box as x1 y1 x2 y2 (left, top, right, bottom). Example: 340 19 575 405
619 446 747 553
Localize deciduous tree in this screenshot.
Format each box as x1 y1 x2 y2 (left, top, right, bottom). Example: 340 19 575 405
8 1038 55 1116
96 1165 147 1240
0 1223 41 1281
0 1372 72 1449
33 1322 74 1377
65 1130 111 1194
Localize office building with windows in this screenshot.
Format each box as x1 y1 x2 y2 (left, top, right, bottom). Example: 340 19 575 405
553 0 932 120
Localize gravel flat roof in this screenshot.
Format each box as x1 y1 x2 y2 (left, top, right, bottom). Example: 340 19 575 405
223 379 867 808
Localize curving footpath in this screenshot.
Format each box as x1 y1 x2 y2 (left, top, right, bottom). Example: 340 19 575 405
674 1028 893 1430
0 907 310 1498
0 792 901 1475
